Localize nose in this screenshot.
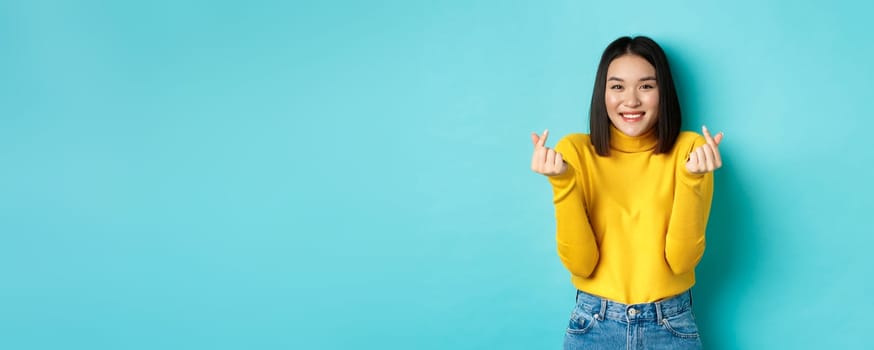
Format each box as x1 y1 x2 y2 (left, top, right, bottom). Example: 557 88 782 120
623 94 641 108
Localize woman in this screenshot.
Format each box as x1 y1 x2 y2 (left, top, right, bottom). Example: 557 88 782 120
530 36 723 349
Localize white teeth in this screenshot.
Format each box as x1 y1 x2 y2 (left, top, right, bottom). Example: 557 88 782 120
622 113 643 119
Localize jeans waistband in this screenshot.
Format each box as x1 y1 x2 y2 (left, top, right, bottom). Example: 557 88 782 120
574 289 693 323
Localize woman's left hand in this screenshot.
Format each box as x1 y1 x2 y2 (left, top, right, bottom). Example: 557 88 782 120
685 125 724 174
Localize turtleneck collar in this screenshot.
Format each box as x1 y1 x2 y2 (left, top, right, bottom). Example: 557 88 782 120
609 125 658 153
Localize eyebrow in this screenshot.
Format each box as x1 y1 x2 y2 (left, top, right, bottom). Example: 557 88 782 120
607 76 657 82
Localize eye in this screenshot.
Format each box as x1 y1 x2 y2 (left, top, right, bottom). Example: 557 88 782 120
640 84 656 90
610 84 623 90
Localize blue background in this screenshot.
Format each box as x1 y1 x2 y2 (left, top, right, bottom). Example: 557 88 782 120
2 0 872 349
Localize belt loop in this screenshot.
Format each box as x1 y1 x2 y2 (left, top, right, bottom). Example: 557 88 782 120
655 300 664 324
599 297 607 320
689 289 694 307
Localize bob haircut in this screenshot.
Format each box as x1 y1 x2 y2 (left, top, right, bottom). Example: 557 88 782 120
589 36 681 156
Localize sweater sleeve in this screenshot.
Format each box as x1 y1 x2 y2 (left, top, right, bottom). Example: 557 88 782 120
665 135 714 275
548 136 600 278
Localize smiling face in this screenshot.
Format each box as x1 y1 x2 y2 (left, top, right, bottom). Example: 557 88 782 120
605 54 660 137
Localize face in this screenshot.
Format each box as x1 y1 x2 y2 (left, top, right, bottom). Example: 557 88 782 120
605 54 659 137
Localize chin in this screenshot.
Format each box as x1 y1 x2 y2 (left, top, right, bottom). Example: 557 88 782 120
622 129 645 137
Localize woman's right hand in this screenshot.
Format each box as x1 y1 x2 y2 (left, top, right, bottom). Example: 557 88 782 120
530 129 568 176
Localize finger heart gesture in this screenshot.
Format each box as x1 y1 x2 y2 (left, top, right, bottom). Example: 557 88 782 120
686 125 724 174
531 129 568 176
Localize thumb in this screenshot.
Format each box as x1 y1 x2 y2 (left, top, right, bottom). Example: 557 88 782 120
714 132 724 146
531 132 540 147
538 129 549 147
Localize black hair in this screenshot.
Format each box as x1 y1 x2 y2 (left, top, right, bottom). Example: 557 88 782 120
589 36 681 156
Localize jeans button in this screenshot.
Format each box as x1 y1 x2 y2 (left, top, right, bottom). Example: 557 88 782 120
628 308 638 316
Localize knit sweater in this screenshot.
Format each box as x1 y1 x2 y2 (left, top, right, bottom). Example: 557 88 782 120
549 126 714 303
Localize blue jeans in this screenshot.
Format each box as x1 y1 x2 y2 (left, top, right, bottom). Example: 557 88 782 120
563 289 702 350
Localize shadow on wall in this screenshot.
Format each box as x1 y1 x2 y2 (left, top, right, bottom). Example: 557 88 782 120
693 165 760 350
663 41 760 349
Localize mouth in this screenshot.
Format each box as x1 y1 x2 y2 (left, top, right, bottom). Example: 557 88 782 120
619 112 645 123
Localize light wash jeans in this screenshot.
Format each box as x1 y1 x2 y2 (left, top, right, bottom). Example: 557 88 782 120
563 289 702 350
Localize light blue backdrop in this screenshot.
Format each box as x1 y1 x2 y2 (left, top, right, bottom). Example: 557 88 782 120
2 0 872 349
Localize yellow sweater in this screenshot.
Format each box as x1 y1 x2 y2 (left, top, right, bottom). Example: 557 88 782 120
549 126 714 304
